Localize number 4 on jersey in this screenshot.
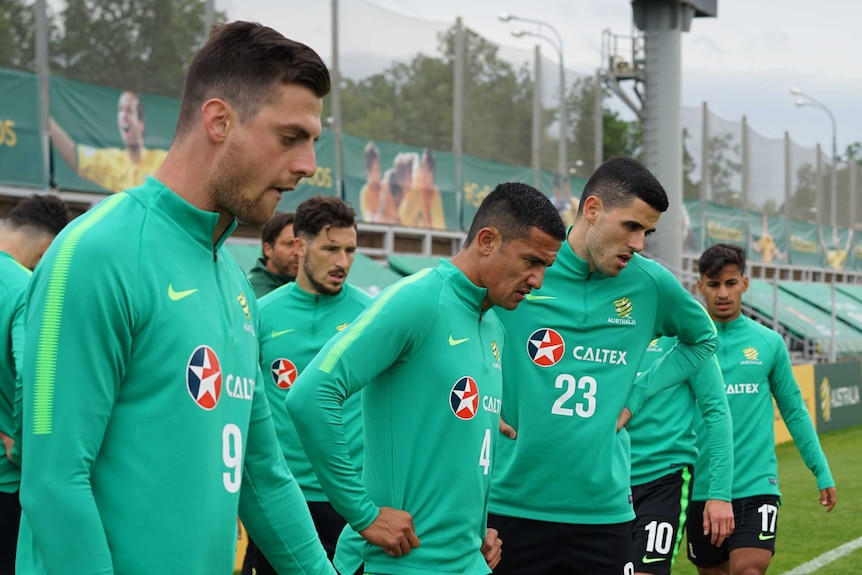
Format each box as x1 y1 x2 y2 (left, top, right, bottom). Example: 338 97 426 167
479 428 491 475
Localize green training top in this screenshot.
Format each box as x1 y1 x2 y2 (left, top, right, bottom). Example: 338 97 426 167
691 314 834 501
258 281 371 501
0 250 30 493
629 336 733 501
247 257 292 299
288 260 505 575
17 177 334 575
490 241 718 524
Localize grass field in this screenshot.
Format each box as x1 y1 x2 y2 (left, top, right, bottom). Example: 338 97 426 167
672 424 862 575
234 425 862 574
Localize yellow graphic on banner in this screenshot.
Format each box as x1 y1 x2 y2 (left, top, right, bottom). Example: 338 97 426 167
774 364 816 444
820 377 832 422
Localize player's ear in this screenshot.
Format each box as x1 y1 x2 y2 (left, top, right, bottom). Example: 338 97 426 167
582 195 602 224
201 98 231 143
742 276 749 293
475 226 501 256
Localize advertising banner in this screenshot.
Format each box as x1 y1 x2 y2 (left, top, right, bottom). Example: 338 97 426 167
774 364 815 444
814 361 862 433
342 133 457 231
787 219 821 268
460 155 534 229
702 202 748 250
50 75 176 194
0 68 46 187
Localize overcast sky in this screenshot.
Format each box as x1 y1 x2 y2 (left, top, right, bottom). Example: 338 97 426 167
220 0 861 155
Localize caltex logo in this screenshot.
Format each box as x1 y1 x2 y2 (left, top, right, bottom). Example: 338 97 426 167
271 358 298 389
186 345 222 410
450 376 480 420
527 328 565 367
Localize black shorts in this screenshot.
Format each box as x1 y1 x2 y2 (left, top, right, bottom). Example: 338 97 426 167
631 466 692 575
686 495 779 568
242 500 349 574
0 490 21 574
488 513 634 575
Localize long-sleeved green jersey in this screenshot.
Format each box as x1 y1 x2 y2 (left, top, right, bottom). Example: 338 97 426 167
629 336 733 502
0 250 29 493
258 281 370 501
490 241 718 524
288 260 505 575
17 177 334 575
691 315 834 501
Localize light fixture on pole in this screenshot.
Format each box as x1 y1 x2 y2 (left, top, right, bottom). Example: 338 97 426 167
790 86 837 231
499 12 567 185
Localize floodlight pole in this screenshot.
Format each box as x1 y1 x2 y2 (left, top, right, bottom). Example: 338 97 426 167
500 14 567 186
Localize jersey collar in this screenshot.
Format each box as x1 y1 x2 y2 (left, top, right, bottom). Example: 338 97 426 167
437 259 488 315
134 176 238 252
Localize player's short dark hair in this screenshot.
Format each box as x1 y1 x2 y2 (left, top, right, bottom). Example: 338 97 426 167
698 243 747 277
294 196 356 239
364 141 379 171
176 21 330 139
464 182 566 246
578 157 668 214
260 212 295 259
5 194 70 237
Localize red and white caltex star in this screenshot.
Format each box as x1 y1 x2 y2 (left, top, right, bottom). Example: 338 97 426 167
529 329 564 366
190 349 221 406
453 378 478 416
272 359 297 389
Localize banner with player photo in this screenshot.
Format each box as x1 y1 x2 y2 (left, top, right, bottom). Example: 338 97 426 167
748 211 788 265
0 67 46 187
846 230 862 272
818 223 854 271
341 133 458 231
50 75 178 194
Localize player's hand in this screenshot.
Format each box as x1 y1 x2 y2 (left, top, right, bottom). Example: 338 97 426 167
0 431 13 463
616 407 632 431
359 507 420 557
702 499 734 546
499 417 517 440
481 527 502 569
820 487 837 512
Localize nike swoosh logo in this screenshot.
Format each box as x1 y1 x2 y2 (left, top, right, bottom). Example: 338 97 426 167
448 334 470 346
525 294 557 301
758 533 775 541
168 284 198 301
271 329 295 338
642 556 666 564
